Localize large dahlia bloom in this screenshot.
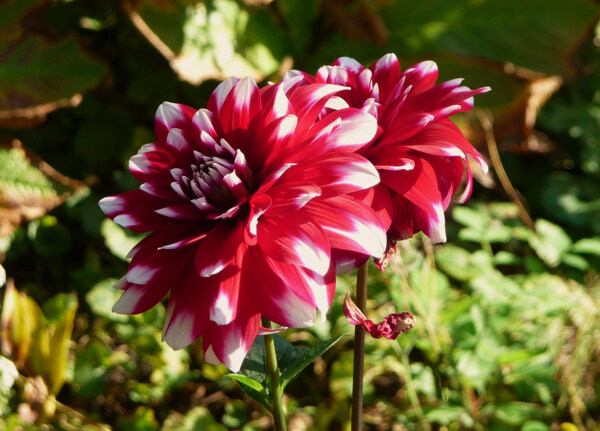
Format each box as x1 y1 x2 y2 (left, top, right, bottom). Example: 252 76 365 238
99 77 387 371
285 54 489 267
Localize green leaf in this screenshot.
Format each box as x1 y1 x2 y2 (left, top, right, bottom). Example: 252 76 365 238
101 219 145 261
85 278 128 322
0 36 105 111
382 0 597 76
162 406 228 431
226 374 270 408
136 0 283 84
280 334 345 389
240 334 304 385
571 237 600 257
424 406 472 427
0 145 68 203
528 219 572 267
522 421 551 431
493 402 549 426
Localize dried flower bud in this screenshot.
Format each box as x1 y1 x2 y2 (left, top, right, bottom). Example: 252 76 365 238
343 293 415 340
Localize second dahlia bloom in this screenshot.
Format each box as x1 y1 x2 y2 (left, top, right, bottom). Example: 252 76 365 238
285 54 489 267
99 77 387 371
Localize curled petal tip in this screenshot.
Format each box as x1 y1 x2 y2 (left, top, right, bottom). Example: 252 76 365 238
343 293 368 325
344 293 415 340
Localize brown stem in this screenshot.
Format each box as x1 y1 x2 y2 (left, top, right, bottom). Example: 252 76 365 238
351 262 369 431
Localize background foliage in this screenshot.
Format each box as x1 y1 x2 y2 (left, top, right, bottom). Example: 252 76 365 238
1 0 600 430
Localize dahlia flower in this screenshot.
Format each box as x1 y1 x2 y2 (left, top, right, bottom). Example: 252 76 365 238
99 77 387 371
285 54 489 268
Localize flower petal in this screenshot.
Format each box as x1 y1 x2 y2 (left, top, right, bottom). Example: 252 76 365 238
257 216 331 276
302 195 387 259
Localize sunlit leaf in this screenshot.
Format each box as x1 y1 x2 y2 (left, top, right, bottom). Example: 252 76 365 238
226 374 270 408
0 141 84 241
529 219 572 267
132 0 284 85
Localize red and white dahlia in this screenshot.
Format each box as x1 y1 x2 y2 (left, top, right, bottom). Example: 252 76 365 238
99 77 386 371
285 54 489 267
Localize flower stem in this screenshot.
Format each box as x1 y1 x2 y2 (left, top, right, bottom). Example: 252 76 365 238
262 317 287 431
351 261 369 431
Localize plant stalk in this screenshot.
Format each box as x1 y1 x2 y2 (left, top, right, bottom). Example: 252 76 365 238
262 317 287 431
351 261 369 431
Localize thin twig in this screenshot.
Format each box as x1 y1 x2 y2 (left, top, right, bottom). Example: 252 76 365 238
476 110 536 231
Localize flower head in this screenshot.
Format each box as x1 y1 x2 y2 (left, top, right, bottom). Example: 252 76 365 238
286 54 489 269
100 77 387 371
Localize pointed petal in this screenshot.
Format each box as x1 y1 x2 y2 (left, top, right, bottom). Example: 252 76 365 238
194 220 245 277
202 309 260 372
155 102 197 143
257 216 331 276
302 196 386 259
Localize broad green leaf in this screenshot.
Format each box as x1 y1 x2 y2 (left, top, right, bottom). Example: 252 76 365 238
136 0 284 85
226 374 270 408
424 406 472 426
86 278 129 322
162 406 228 431
454 350 496 392
493 402 550 426
561 253 589 271
280 334 345 389
571 237 600 256
240 334 305 385
72 341 112 398
117 406 159 431
382 0 597 76
452 206 490 230
0 145 68 202
522 421 551 431
529 219 572 267
0 36 105 113
0 143 83 239
101 219 145 261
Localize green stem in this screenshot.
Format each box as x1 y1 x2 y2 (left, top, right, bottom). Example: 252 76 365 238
262 317 287 431
351 261 369 431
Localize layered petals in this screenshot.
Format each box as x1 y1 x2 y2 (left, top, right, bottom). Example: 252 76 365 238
100 74 386 369
286 54 489 256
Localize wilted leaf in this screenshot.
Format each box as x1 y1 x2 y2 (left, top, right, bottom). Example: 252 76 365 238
0 140 85 242
0 279 45 367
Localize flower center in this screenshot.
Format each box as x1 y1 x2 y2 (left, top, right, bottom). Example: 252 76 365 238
171 138 254 220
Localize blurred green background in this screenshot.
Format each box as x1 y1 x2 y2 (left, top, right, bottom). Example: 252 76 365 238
1 0 600 430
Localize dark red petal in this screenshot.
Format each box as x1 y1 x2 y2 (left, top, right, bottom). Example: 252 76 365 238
194 219 245 277
99 190 176 233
